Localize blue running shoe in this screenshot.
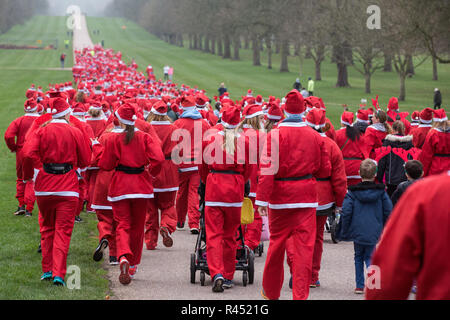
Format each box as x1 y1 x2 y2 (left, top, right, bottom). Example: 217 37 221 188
212 274 224 293
53 276 65 287
223 279 234 289
41 272 52 281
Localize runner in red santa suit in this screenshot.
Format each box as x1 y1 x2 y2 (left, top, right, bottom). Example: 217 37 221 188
364 110 392 159
297 108 347 288
411 108 433 149
256 90 331 301
99 104 164 285
238 104 265 252
335 111 369 187
419 109 450 177
22 97 91 286
366 171 450 300
199 106 254 292
304 96 337 141
410 111 420 130
144 101 179 250
173 96 211 234
386 97 412 135
4 98 41 216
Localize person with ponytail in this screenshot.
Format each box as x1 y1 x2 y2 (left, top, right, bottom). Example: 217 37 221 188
99 104 164 285
336 111 369 187
419 109 450 177
199 106 253 293
144 101 179 250
264 103 284 133
364 109 392 159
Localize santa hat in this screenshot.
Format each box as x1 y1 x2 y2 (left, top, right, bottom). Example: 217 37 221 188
24 99 38 113
247 89 253 97
221 106 241 129
37 104 44 114
305 108 326 130
181 96 196 110
89 103 102 111
341 111 354 126
243 104 264 119
387 97 399 111
433 109 448 122
284 90 305 115
151 101 168 116
411 111 420 122
115 104 137 126
255 95 264 105
196 94 209 109
419 108 433 124
356 109 370 124
50 97 71 119
267 104 284 121
72 102 87 116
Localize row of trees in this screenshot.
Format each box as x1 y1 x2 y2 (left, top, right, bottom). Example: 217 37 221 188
106 0 450 100
0 0 48 34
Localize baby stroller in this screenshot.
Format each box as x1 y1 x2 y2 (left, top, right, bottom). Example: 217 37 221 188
325 210 340 244
190 187 255 287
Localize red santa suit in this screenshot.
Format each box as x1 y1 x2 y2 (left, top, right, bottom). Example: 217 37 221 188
256 90 331 300
4 99 40 212
199 106 253 282
173 97 211 231
418 111 450 177
293 109 347 286
411 108 433 149
335 112 369 186
366 171 450 300
145 103 179 250
364 123 388 159
98 105 164 279
22 98 91 281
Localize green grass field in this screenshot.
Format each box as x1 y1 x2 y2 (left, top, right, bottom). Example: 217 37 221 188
0 14 449 300
0 16 109 300
87 17 450 126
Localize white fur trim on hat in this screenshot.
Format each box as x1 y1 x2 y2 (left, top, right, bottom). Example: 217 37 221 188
52 107 72 119
245 111 264 119
267 114 282 121
305 121 325 129
25 106 38 113
341 120 353 126
433 116 448 122
221 121 238 129
115 110 136 126
151 107 167 116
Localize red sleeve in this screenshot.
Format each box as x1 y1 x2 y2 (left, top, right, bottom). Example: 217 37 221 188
314 135 332 178
330 141 348 207
418 133 434 176
4 118 20 152
73 127 92 169
99 135 120 172
256 130 277 207
22 127 42 180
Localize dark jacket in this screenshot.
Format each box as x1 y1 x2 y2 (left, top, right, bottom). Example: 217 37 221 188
337 182 392 246
218 87 227 97
434 90 442 106
354 121 370 134
390 179 420 207
377 134 414 186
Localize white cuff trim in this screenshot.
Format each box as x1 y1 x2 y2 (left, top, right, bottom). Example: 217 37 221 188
153 187 179 193
35 191 79 198
108 194 154 202
268 202 318 210
255 200 269 207
205 201 243 208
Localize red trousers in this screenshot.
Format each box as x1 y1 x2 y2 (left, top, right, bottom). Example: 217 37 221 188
37 196 78 279
145 191 177 249
176 172 200 229
86 170 98 211
15 150 25 206
263 208 316 300
22 180 36 212
311 215 328 283
77 173 88 215
205 206 242 280
112 198 150 266
96 209 117 257
242 198 262 251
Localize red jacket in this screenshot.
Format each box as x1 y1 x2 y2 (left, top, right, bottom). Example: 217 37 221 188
98 129 164 202
23 119 92 197
335 128 368 181
255 121 331 210
241 126 264 198
316 133 347 210
419 127 450 176
200 131 254 206
4 114 40 152
86 118 107 138
411 125 432 149
173 117 211 173
366 172 450 300
364 124 388 159
325 118 336 141
149 120 179 192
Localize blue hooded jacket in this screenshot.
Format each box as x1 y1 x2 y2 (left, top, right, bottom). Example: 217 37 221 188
337 182 392 246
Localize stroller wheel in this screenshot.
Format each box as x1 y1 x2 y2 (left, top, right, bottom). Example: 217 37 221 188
200 272 206 287
330 220 339 244
242 271 248 287
248 250 255 285
190 253 196 284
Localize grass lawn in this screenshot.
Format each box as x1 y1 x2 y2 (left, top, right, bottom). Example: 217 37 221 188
0 16 109 300
87 17 450 126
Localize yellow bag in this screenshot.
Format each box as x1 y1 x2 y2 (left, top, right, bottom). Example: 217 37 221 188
241 197 255 225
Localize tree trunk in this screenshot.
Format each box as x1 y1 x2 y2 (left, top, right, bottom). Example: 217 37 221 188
178 34 184 47
252 35 261 66
294 42 300 56
315 60 322 81
305 46 313 59
280 40 289 72
217 36 223 56
336 63 350 87
244 35 250 49
189 34 193 49
204 35 210 52
198 35 203 51
193 34 198 50
275 39 281 54
406 54 415 76
233 36 240 60
399 74 406 101
223 34 231 59
432 55 438 81
211 37 216 55
365 72 371 94
383 52 392 72
266 37 272 69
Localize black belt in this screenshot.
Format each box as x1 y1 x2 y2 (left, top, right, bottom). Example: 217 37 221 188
275 174 313 182
165 156 172 160
211 170 241 175
344 157 363 161
43 163 73 175
435 154 450 158
317 177 331 182
115 165 145 174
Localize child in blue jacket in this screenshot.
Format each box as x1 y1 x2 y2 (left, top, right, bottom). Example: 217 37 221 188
338 159 392 294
